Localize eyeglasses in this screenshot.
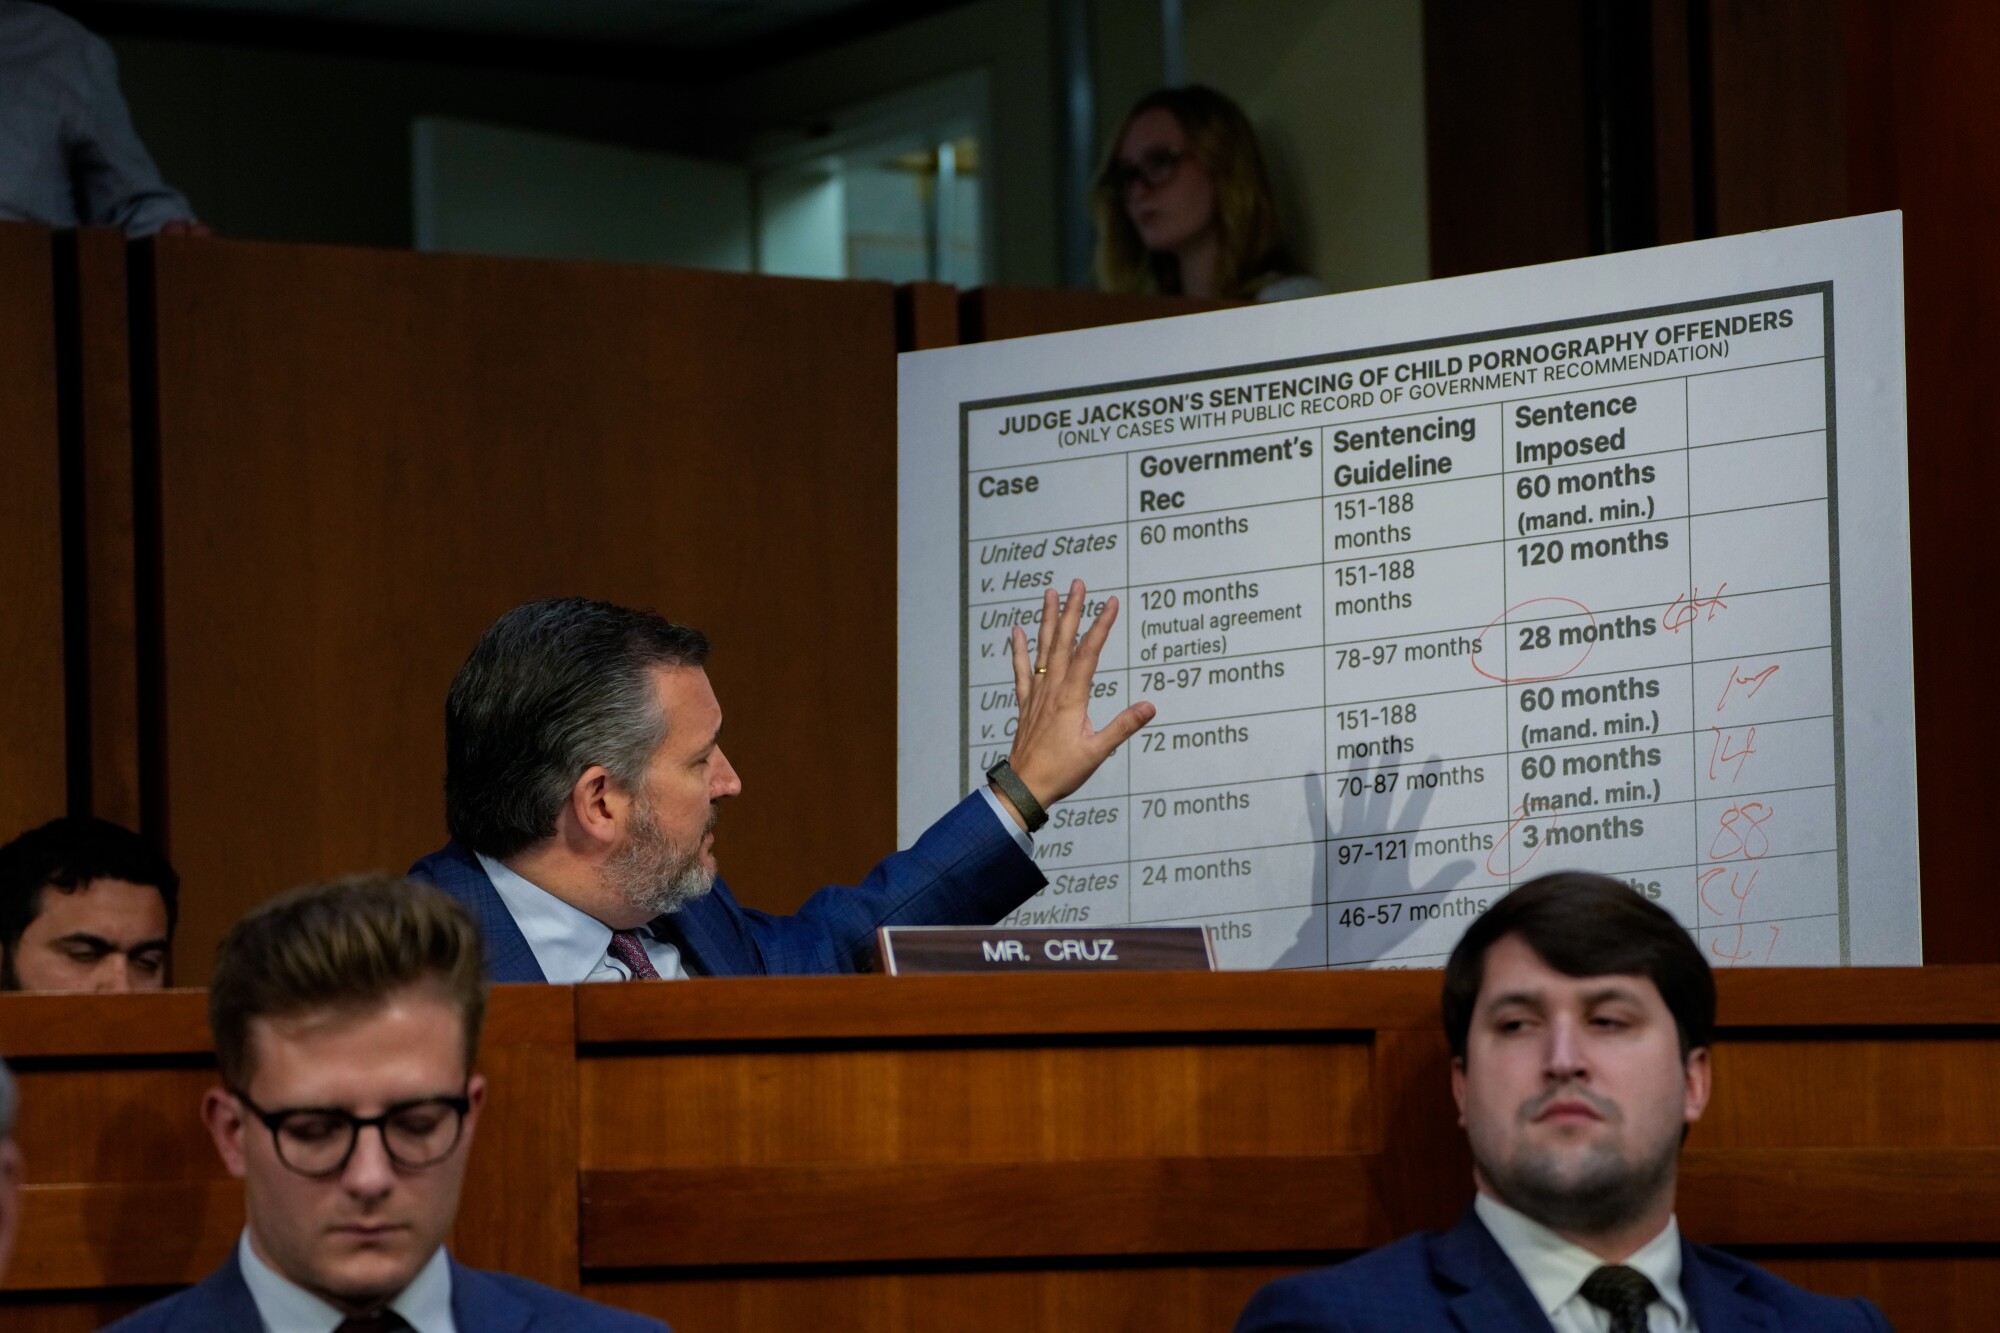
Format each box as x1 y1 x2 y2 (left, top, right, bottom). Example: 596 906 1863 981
1100 147 1187 194
233 1089 471 1178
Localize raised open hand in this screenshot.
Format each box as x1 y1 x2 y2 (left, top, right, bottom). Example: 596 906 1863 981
996 579 1156 825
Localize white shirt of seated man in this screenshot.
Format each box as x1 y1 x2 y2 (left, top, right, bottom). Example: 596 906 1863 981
1477 1193 1691 1332
239 1232 453 1333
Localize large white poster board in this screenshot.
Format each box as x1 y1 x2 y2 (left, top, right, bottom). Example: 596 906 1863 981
899 214 1918 969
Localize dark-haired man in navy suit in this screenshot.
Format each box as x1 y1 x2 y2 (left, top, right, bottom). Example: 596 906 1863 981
108 875 664 1332
412 583 1149 982
1236 873 1892 1333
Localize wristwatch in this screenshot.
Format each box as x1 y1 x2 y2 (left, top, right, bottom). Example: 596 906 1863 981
985 757 1050 832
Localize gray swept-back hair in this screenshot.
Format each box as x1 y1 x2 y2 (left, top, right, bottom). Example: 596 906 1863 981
445 597 709 859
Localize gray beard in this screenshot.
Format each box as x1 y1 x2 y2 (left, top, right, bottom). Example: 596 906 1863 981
605 796 716 920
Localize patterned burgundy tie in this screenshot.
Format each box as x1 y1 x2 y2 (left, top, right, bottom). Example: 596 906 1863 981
607 928 661 980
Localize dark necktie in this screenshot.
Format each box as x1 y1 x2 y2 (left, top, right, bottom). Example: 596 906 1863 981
1580 1264 1660 1333
608 928 661 980
333 1312 410 1333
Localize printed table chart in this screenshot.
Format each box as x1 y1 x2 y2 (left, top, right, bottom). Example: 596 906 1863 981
960 288 1846 969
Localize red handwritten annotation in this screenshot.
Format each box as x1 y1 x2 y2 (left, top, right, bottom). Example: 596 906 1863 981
1662 584 1729 633
1469 597 1597 684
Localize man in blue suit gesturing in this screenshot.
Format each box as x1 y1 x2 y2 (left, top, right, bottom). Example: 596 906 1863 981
1236 873 1892 1333
109 875 666 1331
412 581 1151 982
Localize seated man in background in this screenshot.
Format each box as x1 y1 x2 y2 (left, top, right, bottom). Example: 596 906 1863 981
109 874 664 1331
413 582 1150 981
0 816 176 992
0 1053 18 1280
1235 873 1891 1333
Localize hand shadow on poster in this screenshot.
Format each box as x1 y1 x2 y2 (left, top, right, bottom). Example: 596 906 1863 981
1272 754 1479 969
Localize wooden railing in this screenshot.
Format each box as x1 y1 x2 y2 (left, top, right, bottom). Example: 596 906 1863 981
1 968 1994 1331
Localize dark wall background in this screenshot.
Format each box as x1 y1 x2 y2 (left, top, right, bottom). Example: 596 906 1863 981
1424 0 2000 963
107 36 711 251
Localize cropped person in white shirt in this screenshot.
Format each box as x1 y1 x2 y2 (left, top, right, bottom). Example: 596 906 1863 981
0 1 204 234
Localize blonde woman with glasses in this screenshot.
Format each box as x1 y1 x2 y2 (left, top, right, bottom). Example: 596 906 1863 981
1094 85 1327 302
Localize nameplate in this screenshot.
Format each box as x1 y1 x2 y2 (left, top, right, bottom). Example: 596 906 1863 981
875 926 1216 975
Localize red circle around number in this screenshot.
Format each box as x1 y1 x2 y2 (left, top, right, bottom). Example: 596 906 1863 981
1469 597 1597 684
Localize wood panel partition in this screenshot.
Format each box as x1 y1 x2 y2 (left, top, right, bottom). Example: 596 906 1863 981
1 969 1993 1330
0 222 69 838
64 229 147 834
127 239 904 976
3 969 1994 1329
569 969 2000 1332
959 286 1237 343
572 971 1456 1331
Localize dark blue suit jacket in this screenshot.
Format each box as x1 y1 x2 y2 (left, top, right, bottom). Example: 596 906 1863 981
104 1248 667 1331
1234 1207 1893 1332
410 790 1045 979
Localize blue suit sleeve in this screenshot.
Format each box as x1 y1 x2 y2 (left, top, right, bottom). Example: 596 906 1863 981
728 789 1046 973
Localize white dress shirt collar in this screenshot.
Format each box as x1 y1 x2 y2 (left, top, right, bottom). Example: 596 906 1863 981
1474 1193 1691 1331
477 852 617 983
237 1231 457 1333
476 853 687 982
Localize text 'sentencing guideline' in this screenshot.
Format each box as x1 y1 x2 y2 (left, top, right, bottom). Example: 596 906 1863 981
899 214 1917 969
